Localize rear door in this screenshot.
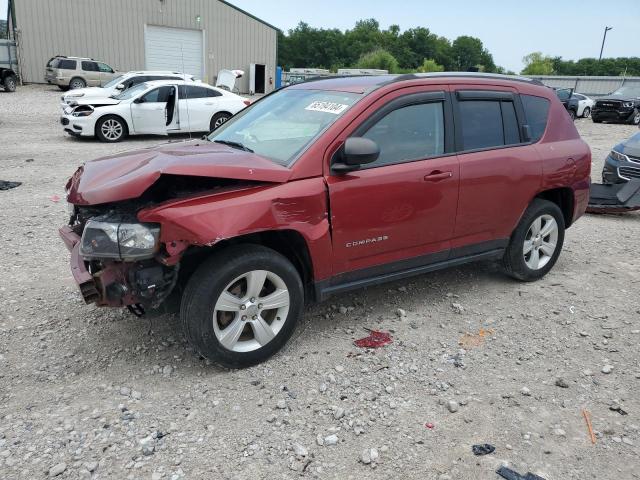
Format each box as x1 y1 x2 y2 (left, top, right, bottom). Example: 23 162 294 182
177 85 223 132
326 86 459 278
451 87 541 251
130 86 174 135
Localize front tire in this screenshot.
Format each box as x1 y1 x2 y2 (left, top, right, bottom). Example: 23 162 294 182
3 75 17 92
181 245 304 368
568 109 576 121
210 112 231 132
95 115 128 142
630 109 640 125
582 106 591 118
502 199 565 282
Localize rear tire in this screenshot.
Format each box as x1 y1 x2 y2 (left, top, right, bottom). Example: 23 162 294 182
181 245 304 368
210 112 231 132
95 115 128 142
502 199 565 282
69 77 86 89
582 107 591 118
3 75 17 92
568 109 576 120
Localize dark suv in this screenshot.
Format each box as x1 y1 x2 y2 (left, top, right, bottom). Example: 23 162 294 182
592 85 640 125
60 73 591 368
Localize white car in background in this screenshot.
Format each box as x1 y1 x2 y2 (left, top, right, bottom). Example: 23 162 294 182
61 71 196 107
572 92 595 118
60 80 250 142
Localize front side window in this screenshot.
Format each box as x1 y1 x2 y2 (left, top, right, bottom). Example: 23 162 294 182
140 86 174 103
97 62 114 73
521 95 550 143
458 100 521 150
362 102 445 167
208 89 361 166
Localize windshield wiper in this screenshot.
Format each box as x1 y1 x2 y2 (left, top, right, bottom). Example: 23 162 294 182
213 140 254 153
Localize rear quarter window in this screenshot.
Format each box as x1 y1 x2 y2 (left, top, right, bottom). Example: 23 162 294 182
521 95 550 143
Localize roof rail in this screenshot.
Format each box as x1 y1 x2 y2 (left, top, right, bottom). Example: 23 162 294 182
386 72 545 86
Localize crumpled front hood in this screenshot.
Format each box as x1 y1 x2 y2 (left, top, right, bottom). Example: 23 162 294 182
597 94 637 102
64 86 113 100
67 140 293 205
71 96 121 107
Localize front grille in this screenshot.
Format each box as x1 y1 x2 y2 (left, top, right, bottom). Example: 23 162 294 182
627 154 640 165
619 166 640 179
596 100 622 109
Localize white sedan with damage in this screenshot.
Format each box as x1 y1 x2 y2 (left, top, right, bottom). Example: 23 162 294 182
60 80 250 142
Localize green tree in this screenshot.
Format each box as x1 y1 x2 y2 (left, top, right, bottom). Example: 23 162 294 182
451 36 495 72
418 59 444 73
356 49 399 73
521 52 555 75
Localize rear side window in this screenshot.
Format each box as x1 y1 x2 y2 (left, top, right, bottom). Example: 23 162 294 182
57 59 76 70
458 100 521 150
362 102 445 167
521 95 550 143
179 85 221 98
81 61 98 72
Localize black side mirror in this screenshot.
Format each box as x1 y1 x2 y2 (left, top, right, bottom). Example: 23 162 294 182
332 137 380 173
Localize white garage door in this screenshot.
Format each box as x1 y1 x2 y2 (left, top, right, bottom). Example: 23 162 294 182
145 25 203 78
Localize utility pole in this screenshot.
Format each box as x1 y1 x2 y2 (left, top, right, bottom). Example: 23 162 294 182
599 26 612 61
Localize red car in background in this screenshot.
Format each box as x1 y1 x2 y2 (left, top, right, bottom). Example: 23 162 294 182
60 73 591 368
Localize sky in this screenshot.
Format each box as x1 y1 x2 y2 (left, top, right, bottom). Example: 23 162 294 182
230 0 640 72
1 0 638 72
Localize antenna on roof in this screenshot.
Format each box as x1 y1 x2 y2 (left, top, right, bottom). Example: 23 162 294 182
180 45 192 142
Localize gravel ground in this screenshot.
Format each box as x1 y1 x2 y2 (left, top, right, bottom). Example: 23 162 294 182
1 85 639 480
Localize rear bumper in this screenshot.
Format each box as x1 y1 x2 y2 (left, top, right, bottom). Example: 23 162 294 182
592 107 635 123
59 226 100 303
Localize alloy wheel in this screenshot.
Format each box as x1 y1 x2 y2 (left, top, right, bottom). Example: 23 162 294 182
634 112 640 125
70 79 85 89
5 78 16 91
523 214 558 270
212 270 290 352
101 119 124 141
583 107 590 118
214 115 229 128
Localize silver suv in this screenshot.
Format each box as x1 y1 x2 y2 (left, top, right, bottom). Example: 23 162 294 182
45 56 118 90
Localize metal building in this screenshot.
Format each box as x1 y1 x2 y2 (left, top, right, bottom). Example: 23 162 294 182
7 0 278 94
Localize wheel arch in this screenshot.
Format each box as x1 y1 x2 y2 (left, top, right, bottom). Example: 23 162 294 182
94 112 131 138
534 187 574 228
178 229 316 301
69 75 87 87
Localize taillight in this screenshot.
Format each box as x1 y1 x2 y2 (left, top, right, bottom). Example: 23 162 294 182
243 99 251 106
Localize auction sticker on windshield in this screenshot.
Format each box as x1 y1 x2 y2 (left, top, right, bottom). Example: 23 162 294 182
305 101 349 115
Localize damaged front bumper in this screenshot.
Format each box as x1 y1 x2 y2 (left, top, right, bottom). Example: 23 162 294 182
59 225 179 309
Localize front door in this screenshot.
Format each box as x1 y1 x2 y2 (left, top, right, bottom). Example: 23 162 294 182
130 86 175 135
326 87 459 277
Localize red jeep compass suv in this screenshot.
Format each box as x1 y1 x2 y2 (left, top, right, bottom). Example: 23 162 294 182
60 73 591 368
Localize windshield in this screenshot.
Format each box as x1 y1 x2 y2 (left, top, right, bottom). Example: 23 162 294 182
611 86 640 97
207 89 361 165
104 75 125 89
113 83 148 100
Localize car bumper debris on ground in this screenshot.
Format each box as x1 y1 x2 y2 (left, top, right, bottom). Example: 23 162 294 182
1 85 639 479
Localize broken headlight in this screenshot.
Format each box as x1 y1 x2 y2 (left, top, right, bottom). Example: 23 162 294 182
622 101 634 108
80 220 160 261
72 106 94 117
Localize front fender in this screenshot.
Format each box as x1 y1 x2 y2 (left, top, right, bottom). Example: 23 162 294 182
137 178 333 280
